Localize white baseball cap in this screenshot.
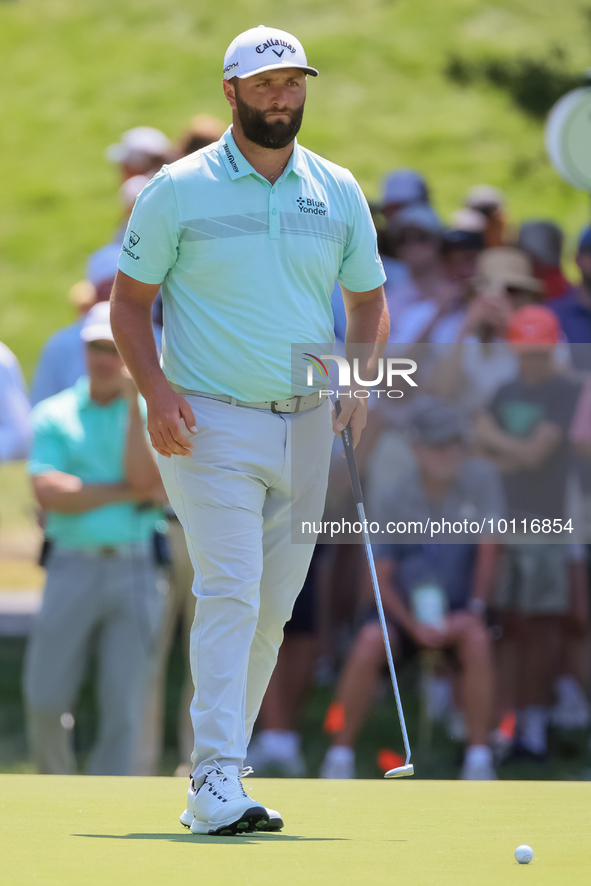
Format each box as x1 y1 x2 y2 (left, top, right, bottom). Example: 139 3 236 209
80 302 115 343
465 184 505 210
223 25 318 81
106 127 171 164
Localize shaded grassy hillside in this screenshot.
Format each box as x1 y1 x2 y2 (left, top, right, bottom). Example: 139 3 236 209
1 0 590 378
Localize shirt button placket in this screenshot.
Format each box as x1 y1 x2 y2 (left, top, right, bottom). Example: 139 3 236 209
269 186 280 240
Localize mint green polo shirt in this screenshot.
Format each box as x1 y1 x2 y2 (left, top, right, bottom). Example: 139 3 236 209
118 128 385 401
28 378 162 548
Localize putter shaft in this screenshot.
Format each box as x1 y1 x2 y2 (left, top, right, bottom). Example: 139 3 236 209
336 399 413 777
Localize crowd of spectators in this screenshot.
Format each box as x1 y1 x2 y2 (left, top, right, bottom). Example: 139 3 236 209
2 119 591 781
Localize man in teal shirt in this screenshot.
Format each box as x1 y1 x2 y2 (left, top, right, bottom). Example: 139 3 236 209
25 302 166 776
111 26 389 834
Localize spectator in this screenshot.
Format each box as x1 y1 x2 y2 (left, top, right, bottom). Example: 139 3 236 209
474 305 579 525
473 305 581 760
552 380 591 732
30 244 120 405
428 247 544 413
86 243 122 304
451 207 487 237
321 399 502 781
105 126 171 183
335 170 431 343
136 506 196 777
174 115 227 159
382 204 448 337
394 228 485 347
547 225 591 370
24 302 167 775
518 220 574 301
464 185 506 249
113 175 150 245
442 228 484 291
380 168 430 221
550 544 591 731
377 169 430 291
0 341 31 462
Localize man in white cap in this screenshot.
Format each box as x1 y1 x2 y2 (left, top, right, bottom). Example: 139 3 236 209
111 25 388 834
106 126 171 182
25 302 167 775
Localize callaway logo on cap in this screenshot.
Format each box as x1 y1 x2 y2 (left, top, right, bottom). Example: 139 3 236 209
223 25 319 80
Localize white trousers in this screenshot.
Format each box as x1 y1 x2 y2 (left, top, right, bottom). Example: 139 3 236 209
157 395 333 783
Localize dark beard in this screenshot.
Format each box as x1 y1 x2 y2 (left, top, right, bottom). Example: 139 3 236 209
235 90 305 150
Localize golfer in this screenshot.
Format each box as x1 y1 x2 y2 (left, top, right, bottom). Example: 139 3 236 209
111 25 389 835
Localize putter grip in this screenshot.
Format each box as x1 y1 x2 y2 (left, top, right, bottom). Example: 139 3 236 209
335 399 364 506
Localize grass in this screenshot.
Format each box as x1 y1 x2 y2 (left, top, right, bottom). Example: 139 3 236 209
2 0 591 783
1 0 591 379
2 775 591 885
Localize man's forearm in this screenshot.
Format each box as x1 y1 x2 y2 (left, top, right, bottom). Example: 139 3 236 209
110 274 168 402
110 272 197 458
344 292 389 376
476 414 560 469
33 478 135 513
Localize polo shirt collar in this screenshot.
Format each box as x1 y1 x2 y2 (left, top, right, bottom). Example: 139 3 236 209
218 127 307 181
74 376 123 411
288 140 307 180
219 129 252 180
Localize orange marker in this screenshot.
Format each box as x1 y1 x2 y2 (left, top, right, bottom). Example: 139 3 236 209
377 749 404 772
323 701 345 734
498 711 516 741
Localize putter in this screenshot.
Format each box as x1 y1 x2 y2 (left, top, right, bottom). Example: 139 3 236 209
335 399 414 778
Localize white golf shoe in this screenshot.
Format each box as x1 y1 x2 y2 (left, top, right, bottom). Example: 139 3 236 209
179 765 283 836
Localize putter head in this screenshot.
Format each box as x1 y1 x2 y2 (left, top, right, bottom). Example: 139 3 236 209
384 763 414 778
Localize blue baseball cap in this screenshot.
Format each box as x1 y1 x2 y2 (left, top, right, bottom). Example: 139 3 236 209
392 203 443 235
382 169 429 207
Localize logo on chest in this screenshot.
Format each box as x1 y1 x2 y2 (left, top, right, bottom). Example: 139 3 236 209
296 196 327 216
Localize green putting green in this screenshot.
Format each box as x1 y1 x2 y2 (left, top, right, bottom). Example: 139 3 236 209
2 775 590 885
